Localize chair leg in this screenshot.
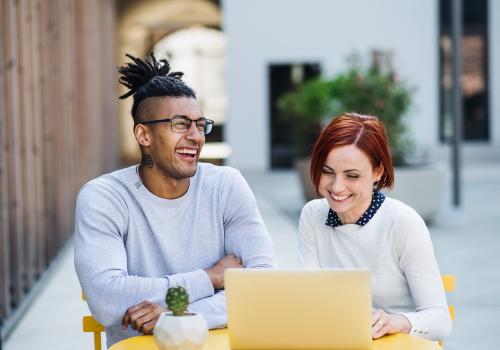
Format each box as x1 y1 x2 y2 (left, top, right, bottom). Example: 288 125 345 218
94 332 102 350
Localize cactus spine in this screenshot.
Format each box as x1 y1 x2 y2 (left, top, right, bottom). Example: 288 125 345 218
166 286 189 316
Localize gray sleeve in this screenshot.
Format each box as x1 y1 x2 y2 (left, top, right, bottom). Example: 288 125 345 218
221 170 276 269
185 170 276 329
395 207 452 341
188 291 228 329
74 183 214 328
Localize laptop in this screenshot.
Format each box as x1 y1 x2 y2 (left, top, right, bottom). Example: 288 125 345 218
225 268 372 350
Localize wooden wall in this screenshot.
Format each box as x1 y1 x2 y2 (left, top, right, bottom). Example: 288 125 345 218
0 0 119 327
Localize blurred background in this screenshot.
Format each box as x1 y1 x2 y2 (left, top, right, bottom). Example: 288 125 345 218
1 0 499 349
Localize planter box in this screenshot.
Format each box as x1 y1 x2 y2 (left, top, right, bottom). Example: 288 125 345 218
385 165 446 224
294 158 318 202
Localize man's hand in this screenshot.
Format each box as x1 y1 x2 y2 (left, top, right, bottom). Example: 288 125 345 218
371 308 411 339
204 253 243 290
122 301 167 334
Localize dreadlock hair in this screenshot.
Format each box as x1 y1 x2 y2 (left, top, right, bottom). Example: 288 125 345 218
118 53 196 120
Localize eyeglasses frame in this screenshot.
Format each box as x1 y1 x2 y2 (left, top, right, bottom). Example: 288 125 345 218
135 115 214 135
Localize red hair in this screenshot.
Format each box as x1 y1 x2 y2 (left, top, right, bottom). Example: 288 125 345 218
310 113 394 194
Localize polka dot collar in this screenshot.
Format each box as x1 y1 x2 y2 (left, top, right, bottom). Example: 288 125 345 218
325 191 386 227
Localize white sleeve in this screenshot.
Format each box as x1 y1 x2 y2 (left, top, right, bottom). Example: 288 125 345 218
297 202 321 268
395 206 452 341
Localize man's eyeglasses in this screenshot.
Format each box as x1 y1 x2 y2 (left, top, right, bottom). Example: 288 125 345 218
136 115 214 135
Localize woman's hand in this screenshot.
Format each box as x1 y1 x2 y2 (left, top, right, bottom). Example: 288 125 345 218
371 308 411 339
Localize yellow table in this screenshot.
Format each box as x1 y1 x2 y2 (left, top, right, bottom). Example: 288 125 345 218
109 328 442 350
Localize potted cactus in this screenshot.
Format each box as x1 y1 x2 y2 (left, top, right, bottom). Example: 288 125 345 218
154 286 208 350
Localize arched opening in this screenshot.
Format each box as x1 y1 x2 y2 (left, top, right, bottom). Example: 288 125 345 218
153 27 229 161
116 0 227 163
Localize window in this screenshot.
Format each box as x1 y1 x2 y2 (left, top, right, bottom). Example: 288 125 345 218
269 63 321 168
440 0 489 141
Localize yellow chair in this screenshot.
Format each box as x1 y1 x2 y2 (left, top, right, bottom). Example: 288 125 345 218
439 274 455 348
82 292 105 350
441 274 455 320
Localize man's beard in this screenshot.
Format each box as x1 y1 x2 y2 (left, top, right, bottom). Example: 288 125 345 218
158 159 198 180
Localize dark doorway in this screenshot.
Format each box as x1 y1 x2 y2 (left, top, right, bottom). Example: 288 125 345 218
269 63 321 169
440 0 489 141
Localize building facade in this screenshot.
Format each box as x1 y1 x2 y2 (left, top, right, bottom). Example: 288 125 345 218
223 0 500 171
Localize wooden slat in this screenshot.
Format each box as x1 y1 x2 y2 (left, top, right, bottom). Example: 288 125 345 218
0 0 13 320
39 0 58 261
100 0 119 174
60 0 71 242
17 0 38 291
83 0 102 181
52 0 64 249
4 0 26 308
61 0 78 242
51 0 62 252
30 0 47 278
74 0 86 188
59 0 76 264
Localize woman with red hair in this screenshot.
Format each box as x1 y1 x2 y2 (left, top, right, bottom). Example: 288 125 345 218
298 113 451 341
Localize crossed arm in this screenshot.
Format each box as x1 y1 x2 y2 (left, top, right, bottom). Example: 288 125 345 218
122 254 242 334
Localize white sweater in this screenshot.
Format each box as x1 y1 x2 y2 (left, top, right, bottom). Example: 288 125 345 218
298 197 452 341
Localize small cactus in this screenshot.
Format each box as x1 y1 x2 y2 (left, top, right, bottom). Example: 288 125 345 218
165 286 189 316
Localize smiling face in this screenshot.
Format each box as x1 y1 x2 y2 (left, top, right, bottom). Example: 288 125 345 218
318 144 383 224
136 96 205 180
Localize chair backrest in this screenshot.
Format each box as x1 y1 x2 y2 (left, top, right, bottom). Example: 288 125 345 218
441 274 455 320
439 274 455 348
82 292 105 350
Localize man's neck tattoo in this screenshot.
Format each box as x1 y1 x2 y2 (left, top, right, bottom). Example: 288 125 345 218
141 154 154 168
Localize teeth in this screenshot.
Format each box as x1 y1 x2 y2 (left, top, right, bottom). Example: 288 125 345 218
333 194 350 201
176 148 197 155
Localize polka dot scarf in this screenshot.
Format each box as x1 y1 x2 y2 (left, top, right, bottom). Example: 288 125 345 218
325 191 386 227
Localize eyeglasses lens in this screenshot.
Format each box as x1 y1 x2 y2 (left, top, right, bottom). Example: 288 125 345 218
171 117 213 135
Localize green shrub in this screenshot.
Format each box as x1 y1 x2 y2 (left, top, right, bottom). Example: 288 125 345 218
277 51 414 165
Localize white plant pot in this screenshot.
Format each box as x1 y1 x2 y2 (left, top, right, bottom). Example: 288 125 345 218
154 312 208 350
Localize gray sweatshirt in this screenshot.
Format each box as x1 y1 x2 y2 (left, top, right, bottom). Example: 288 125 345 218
74 163 276 347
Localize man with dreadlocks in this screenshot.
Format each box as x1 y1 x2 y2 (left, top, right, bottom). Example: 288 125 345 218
74 53 275 346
